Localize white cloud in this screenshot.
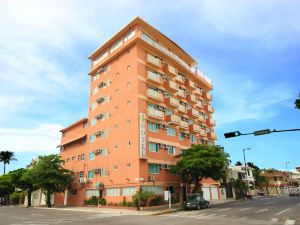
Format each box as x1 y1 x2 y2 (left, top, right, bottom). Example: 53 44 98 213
0 124 63 153
213 78 294 125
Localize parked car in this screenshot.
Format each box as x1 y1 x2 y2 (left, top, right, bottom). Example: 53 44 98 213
289 187 300 197
184 194 210 210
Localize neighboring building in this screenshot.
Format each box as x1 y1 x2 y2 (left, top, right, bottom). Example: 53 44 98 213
55 17 216 206
225 165 255 196
259 171 289 195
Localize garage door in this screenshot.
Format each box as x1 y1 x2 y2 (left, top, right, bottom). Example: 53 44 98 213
202 187 211 200
211 187 219 200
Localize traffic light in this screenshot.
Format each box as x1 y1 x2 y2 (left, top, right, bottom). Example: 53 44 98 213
224 131 241 138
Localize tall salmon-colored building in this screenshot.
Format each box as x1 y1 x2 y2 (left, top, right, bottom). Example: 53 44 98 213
56 17 217 206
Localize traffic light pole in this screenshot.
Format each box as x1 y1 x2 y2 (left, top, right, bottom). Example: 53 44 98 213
224 128 300 138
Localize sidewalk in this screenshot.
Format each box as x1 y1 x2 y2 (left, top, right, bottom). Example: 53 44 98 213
34 199 238 215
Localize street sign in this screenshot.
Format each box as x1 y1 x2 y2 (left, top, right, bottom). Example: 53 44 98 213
164 191 169 201
254 129 271 136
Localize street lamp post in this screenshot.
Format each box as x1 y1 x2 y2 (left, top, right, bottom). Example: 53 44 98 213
285 161 291 186
243 148 251 195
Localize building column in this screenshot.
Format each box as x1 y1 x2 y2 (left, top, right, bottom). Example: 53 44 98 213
64 189 68 206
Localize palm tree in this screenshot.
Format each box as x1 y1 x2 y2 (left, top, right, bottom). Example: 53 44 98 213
0 151 17 174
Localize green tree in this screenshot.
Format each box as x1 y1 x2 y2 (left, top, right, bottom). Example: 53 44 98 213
235 161 242 166
171 144 230 193
257 174 269 195
0 151 17 174
132 190 154 210
247 162 260 187
295 92 300 109
9 168 36 207
0 174 14 204
31 154 73 208
231 178 247 199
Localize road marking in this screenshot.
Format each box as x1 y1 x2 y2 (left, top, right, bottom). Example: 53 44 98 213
237 217 247 221
260 197 268 200
240 207 252 211
218 207 231 211
265 201 275 205
10 216 26 220
284 219 295 225
297 203 300 206
275 208 290 216
271 218 279 222
255 208 269 213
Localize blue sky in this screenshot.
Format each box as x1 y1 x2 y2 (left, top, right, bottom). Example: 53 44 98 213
0 0 299 174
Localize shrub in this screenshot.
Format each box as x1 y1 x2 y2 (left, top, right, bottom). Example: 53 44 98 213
149 196 164 206
84 196 98 206
10 192 22 205
99 198 106 206
132 190 154 207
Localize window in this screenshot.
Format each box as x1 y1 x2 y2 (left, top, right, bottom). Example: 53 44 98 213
80 154 85 160
115 106 119 111
168 146 176 155
122 187 136 196
128 140 131 146
100 168 109 177
126 120 131 126
114 124 119 129
113 165 118 170
114 144 119 150
127 82 131 87
179 132 184 140
149 142 159 152
106 188 120 196
90 134 96 143
149 164 159 174
116 72 120 78
90 118 97 126
79 171 84 178
167 127 176 136
148 123 158 132
72 156 76 161
69 189 77 195
127 100 132 106
127 64 131 70
91 102 98 110
126 162 131 168
89 152 95 160
88 171 94 179
85 189 99 197
92 87 99 95
190 134 197 143
100 148 108 157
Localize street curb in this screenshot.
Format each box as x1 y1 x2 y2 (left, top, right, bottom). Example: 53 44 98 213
148 208 183 215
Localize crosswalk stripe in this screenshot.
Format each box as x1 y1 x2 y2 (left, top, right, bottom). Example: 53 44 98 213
284 219 295 225
217 208 230 211
270 218 279 222
275 208 290 216
240 207 252 211
255 208 269 213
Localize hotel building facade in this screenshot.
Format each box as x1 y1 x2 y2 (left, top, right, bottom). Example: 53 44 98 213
55 17 217 206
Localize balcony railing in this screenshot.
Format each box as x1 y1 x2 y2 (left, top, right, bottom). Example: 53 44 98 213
187 108 199 118
187 94 197 104
165 97 179 108
147 89 163 101
195 88 202 96
189 124 201 133
176 75 185 84
204 92 212 101
140 32 212 86
179 120 189 129
198 115 205 123
211 132 218 140
177 89 186 98
177 104 187 114
164 80 178 93
147 108 164 120
186 79 197 90
147 70 162 85
200 129 206 136
207 118 216 126
147 54 162 68
164 64 177 77
166 114 181 125
196 101 204 109
206 105 214 113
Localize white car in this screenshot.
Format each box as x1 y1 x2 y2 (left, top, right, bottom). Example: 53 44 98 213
288 187 300 197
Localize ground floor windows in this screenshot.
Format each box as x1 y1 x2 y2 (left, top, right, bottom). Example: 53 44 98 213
149 142 159 152
106 188 120 196
142 186 164 195
88 170 94 179
69 189 77 195
85 189 100 197
121 187 136 196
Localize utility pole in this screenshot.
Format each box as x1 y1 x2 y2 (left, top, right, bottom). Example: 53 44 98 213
243 148 251 195
285 161 291 186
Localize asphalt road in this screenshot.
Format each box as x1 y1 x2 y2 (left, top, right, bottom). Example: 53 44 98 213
0 195 299 225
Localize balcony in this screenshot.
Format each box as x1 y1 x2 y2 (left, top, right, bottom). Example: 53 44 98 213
200 129 206 137
187 108 199 118
186 94 197 104
198 115 205 123
210 132 218 140
163 64 177 78
206 105 214 113
176 89 186 99
207 118 216 126
176 75 185 84
179 120 189 129
204 92 213 101
166 114 181 125
147 108 164 120
147 70 162 85
177 104 187 114
147 89 163 102
165 97 179 108
146 54 162 68
185 79 197 90
195 101 204 109
195 88 202 96
164 80 178 93
189 124 201 133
